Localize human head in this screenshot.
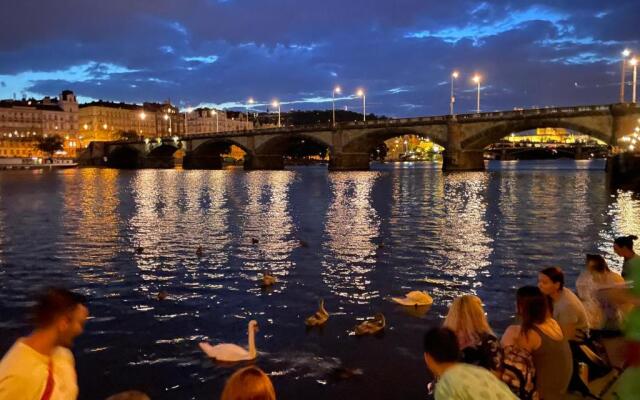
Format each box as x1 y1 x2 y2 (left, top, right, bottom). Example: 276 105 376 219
614 235 638 257
106 391 150 400
221 366 275 400
442 295 494 348
516 286 548 335
33 288 88 348
423 327 459 378
538 267 564 296
585 254 609 274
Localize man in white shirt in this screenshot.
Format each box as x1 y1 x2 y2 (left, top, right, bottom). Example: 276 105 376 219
0 288 89 400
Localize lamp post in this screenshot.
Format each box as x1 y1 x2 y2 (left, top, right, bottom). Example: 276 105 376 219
450 71 459 115
246 98 255 128
621 49 631 103
163 113 172 136
472 75 481 113
332 86 341 127
211 110 219 133
138 111 146 140
631 57 638 103
356 89 366 121
272 100 281 127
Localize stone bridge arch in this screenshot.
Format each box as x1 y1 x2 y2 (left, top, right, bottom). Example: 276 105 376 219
106 145 144 169
145 143 182 168
185 138 253 170
460 118 611 150
249 132 334 170
341 126 448 153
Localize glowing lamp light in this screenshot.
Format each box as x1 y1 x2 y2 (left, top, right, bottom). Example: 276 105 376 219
472 75 481 84
452 71 459 79
144 138 150 144
623 49 631 57
631 58 639 67
334 86 341 94
630 145 636 151
140 112 146 120
356 89 365 97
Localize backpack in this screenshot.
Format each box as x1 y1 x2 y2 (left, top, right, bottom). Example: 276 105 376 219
500 345 538 400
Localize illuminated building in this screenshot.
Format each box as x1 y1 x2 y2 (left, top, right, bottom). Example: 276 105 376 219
79 101 183 145
0 90 79 158
185 108 252 136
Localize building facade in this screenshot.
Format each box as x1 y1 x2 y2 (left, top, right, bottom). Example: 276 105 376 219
185 108 252 135
0 90 80 158
79 101 184 145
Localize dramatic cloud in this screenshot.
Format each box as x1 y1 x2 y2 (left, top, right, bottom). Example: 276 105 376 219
0 0 638 116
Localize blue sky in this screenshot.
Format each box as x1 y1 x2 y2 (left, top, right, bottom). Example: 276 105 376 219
0 0 638 116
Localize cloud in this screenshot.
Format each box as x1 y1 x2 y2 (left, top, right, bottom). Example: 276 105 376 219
0 0 638 116
182 55 219 64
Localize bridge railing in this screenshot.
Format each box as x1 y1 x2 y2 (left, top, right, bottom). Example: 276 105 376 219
106 103 633 144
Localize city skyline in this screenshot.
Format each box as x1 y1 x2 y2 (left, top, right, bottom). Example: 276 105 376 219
1 0 639 117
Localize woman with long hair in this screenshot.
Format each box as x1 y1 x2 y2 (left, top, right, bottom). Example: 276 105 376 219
502 286 572 400
576 254 626 329
443 295 502 373
221 366 276 400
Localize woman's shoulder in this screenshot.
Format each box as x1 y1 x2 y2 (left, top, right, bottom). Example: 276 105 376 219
502 325 541 351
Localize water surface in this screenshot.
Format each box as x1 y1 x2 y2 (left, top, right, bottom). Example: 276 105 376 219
0 160 638 399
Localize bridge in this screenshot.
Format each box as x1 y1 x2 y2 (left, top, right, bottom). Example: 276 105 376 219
80 103 640 171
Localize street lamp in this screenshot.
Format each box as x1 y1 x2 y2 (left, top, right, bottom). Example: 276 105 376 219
138 111 146 139
621 49 631 103
272 100 281 127
332 86 341 127
630 57 638 103
450 71 459 115
356 89 366 122
472 75 481 113
246 98 255 127
163 113 172 135
211 110 219 133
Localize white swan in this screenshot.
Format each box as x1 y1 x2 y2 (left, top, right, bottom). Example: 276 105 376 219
199 320 259 362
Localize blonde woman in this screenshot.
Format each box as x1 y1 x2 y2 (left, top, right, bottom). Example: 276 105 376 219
221 366 276 400
443 295 502 372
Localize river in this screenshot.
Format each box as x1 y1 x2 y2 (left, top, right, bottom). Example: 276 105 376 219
0 159 639 399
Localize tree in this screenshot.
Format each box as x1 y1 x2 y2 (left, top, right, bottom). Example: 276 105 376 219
36 135 64 158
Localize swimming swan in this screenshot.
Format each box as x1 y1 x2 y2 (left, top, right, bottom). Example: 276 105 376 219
354 313 385 335
199 320 259 362
305 299 329 326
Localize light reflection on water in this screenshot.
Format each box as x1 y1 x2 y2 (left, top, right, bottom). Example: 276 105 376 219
322 173 380 304
0 162 639 400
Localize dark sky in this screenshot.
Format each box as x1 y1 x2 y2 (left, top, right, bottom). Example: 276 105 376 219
1 0 638 116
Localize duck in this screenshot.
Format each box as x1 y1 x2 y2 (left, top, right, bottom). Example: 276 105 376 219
157 290 168 301
135 246 144 254
196 246 204 257
251 238 260 244
299 240 309 248
305 299 329 326
354 313 385 336
199 320 259 362
391 291 433 307
261 271 277 287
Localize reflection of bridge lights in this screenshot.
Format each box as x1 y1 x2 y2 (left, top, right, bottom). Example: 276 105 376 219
172 136 179 142
144 138 150 144
156 137 162 144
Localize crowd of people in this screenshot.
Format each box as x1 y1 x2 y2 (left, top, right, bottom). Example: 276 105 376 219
0 235 638 400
